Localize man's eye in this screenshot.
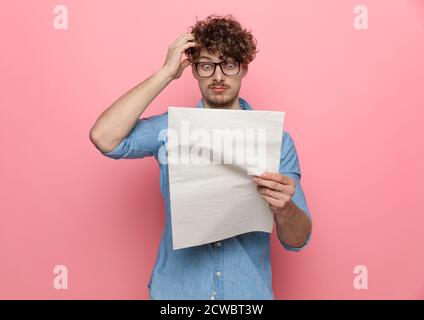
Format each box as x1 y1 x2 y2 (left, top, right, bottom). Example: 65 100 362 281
224 61 237 68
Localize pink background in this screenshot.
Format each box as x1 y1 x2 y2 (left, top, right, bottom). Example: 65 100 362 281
1 0 423 299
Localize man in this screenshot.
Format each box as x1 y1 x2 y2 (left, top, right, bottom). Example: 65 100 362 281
89 14 312 300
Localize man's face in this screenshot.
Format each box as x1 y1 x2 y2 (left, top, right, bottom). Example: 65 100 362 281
191 48 248 109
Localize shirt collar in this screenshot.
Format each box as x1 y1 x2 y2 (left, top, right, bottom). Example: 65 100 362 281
196 97 253 110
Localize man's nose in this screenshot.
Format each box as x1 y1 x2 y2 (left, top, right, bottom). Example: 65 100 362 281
212 65 225 81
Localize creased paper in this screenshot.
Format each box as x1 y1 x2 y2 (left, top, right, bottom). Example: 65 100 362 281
167 106 285 250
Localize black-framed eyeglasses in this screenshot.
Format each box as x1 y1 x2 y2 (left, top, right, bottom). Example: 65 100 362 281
193 60 241 78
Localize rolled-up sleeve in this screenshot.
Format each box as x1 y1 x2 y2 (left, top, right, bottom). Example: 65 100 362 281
278 131 312 252
101 114 164 160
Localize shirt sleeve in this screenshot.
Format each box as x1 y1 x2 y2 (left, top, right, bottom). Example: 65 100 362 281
100 114 163 160
278 131 312 252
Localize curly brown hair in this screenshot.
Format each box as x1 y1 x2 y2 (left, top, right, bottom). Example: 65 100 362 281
184 14 259 67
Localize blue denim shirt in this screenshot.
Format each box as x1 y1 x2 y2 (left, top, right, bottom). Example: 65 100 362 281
100 97 312 300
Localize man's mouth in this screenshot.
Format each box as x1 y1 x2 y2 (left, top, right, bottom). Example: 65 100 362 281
211 86 228 93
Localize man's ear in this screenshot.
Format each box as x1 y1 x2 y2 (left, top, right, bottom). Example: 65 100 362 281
191 64 198 79
242 64 248 78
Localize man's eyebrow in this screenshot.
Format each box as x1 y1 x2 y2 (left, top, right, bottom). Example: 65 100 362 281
197 56 236 62
198 56 213 60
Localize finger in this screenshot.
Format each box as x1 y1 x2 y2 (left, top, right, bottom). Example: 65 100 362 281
257 187 285 200
260 172 296 186
261 194 285 208
176 32 192 41
176 33 195 46
177 38 196 53
182 40 196 49
252 176 286 192
179 41 196 54
258 186 294 199
172 34 187 46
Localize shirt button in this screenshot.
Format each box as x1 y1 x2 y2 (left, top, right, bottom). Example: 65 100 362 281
216 271 221 277
216 242 222 247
